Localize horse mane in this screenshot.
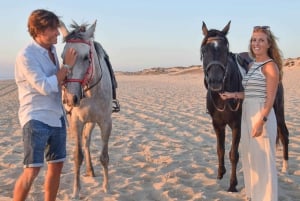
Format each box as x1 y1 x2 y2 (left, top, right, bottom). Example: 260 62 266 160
93 41 115 87
63 21 94 42
94 41 109 59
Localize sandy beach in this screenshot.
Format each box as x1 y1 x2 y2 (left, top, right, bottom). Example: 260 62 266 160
0 62 299 201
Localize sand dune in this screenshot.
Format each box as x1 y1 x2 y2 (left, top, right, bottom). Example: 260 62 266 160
0 62 299 200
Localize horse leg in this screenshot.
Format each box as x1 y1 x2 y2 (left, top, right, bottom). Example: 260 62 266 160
228 125 240 192
213 123 226 180
98 118 112 193
71 122 84 199
277 122 289 173
82 122 96 177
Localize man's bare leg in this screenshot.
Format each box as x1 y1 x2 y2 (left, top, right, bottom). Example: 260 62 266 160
13 167 40 201
44 162 64 201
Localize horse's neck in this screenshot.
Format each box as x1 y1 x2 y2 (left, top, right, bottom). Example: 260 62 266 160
91 42 103 79
90 41 111 92
235 52 252 76
224 55 244 92
82 41 103 96
93 41 112 81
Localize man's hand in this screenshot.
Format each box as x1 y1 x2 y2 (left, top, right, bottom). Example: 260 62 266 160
64 48 77 67
56 67 69 85
57 48 77 85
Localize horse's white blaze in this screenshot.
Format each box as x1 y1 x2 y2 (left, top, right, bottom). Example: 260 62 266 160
213 40 219 49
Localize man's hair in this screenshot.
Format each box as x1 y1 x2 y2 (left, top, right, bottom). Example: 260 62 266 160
27 9 59 39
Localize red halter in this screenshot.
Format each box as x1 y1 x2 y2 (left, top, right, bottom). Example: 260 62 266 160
63 39 94 86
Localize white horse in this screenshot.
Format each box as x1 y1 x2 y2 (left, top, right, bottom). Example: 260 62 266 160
59 21 112 199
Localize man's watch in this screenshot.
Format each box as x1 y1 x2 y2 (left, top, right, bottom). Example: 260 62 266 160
63 64 71 69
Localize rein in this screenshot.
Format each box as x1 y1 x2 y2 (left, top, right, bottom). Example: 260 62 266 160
208 90 241 112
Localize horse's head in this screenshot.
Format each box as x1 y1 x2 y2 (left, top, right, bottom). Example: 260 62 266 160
201 21 231 91
59 20 98 107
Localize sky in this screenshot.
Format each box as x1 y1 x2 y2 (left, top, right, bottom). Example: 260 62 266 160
1 0 300 79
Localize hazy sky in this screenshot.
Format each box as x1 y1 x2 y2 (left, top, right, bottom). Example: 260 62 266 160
1 0 299 79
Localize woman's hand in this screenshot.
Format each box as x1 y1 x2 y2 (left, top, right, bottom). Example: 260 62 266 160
219 92 234 100
252 120 264 137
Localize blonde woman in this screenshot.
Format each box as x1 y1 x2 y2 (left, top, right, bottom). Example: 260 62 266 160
220 26 282 201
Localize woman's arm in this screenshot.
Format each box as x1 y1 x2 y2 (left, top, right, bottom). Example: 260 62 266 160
260 62 279 121
252 61 279 137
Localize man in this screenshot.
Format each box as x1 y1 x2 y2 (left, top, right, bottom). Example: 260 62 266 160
13 9 77 201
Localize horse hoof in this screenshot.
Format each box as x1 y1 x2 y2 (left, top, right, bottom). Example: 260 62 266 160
103 183 110 193
281 167 287 173
282 160 288 173
227 186 238 192
217 166 226 180
71 194 80 200
85 171 95 177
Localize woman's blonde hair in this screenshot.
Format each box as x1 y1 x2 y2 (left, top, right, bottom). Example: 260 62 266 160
249 27 283 81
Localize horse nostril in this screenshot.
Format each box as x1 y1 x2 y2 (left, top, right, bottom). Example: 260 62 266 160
73 96 78 104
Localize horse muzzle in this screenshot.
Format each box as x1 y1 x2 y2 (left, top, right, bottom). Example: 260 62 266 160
63 91 81 107
205 61 227 92
205 75 224 92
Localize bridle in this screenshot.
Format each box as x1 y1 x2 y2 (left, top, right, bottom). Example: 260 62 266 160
62 38 103 115
63 39 103 94
201 36 241 112
205 60 228 88
201 36 229 90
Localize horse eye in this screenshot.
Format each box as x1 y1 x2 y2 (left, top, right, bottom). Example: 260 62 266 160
83 55 89 61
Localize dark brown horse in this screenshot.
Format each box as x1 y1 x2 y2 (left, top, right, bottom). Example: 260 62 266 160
200 21 289 192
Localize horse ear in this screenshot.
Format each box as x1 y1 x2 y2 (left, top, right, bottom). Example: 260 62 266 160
86 20 97 39
59 20 69 40
202 21 208 36
222 21 231 35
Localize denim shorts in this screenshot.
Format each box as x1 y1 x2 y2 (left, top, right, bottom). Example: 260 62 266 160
22 117 66 168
